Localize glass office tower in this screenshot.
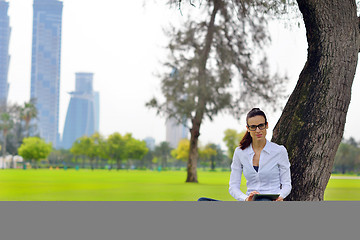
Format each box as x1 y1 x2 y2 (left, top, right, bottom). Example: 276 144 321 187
165 68 188 148
165 116 188 149
61 73 100 149
0 0 11 106
30 0 63 146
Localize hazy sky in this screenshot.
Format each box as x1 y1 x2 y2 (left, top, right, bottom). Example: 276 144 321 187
6 0 360 149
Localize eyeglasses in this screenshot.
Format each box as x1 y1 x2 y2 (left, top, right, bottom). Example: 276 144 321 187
247 123 267 131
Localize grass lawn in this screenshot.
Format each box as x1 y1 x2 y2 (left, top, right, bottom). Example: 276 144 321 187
0 169 359 201
324 174 360 201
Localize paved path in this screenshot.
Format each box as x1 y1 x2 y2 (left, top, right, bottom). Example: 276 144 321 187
330 176 360 180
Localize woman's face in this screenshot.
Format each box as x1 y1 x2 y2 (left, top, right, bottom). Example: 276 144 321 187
246 115 268 141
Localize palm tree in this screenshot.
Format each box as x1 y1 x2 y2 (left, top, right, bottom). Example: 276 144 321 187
20 100 37 137
0 112 14 168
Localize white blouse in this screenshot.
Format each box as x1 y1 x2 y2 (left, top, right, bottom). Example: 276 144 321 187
229 140 292 201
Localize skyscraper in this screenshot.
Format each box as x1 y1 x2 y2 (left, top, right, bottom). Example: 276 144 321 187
144 137 155 151
166 117 188 149
61 72 100 149
30 0 63 146
0 0 11 106
165 67 188 148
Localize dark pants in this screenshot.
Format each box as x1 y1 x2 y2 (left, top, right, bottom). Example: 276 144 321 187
197 197 272 201
197 197 220 201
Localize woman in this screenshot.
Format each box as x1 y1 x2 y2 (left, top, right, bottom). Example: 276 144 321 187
229 108 291 201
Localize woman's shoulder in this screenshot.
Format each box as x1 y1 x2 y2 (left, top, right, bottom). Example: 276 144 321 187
267 141 288 153
234 146 242 153
234 146 250 155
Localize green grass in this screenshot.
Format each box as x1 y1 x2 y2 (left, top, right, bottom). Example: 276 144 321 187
324 175 360 201
0 169 359 201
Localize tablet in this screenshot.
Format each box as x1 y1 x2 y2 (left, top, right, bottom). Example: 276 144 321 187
252 194 280 201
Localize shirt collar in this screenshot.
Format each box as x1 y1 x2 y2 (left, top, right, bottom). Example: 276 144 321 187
263 140 271 154
247 140 271 155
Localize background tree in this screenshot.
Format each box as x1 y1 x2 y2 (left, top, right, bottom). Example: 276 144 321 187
208 143 226 170
333 139 360 174
124 134 149 169
18 137 52 169
107 132 127 170
271 0 360 200
70 136 90 168
48 148 73 168
154 141 173 169
81 136 97 170
73 134 105 170
0 102 37 156
171 139 190 168
0 112 13 164
142 148 155 169
199 143 217 170
20 100 37 137
90 132 106 169
223 129 246 160
346 137 359 148
148 0 287 182
333 143 357 174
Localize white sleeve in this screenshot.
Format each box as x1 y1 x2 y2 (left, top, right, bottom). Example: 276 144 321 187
229 148 248 201
278 146 292 199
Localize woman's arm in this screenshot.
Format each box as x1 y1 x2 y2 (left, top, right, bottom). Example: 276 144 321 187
229 148 249 201
278 146 292 199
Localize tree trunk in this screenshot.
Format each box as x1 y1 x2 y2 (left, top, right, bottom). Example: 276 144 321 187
187 118 200 182
10 155 14 169
116 159 120 170
210 158 215 171
186 0 221 183
162 157 167 169
272 0 360 200
2 130 7 165
25 119 30 138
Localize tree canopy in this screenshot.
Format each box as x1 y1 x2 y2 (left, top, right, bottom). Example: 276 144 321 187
148 0 288 182
18 137 52 166
223 129 246 159
171 139 190 161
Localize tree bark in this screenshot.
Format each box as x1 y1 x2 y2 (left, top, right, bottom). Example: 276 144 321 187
187 118 200 182
117 159 121 170
211 158 215 171
90 158 94 170
272 0 360 200
25 119 30 138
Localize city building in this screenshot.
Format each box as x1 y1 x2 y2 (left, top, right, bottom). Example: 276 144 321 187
61 72 100 149
0 0 11 106
144 137 155 151
165 67 188 149
30 0 63 146
165 116 188 149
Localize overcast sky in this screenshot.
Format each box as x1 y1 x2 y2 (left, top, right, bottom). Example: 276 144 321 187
6 0 360 149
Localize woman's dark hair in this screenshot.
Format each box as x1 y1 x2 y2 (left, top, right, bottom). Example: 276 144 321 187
239 108 267 150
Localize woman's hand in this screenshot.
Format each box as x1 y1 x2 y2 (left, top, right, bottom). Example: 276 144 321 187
275 196 284 201
245 191 260 201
